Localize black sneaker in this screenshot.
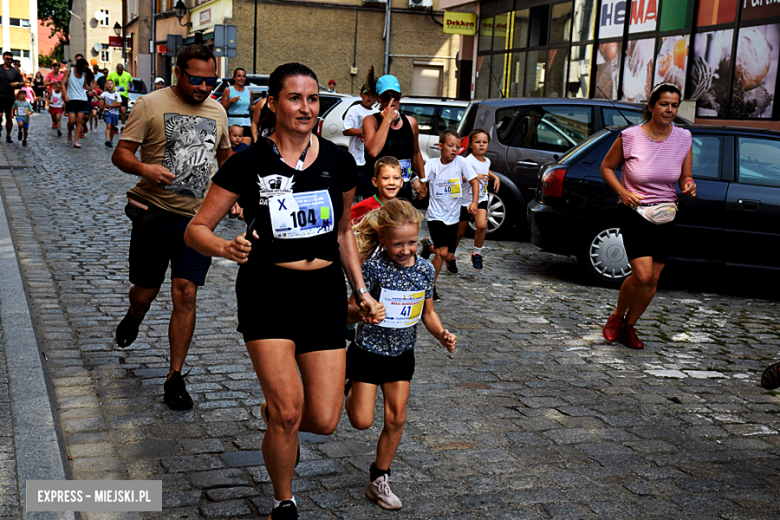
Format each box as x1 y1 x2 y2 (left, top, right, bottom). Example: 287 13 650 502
22 140 27 147
17 129 22 141
432 287 442 302
115 308 144 348
420 238 433 260
446 259 458 274
471 253 483 270
163 370 193 410
269 500 298 520
105 141 112 147
57 130 62 137
5 136 12 144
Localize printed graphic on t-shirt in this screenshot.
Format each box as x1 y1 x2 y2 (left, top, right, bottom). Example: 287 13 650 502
256 174 295 205
162 114 217 198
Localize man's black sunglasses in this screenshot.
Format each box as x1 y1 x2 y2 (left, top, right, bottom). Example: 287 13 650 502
380 91 401 102
181 69 218 86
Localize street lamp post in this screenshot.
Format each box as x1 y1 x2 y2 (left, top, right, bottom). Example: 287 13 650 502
113 22 125 61
67 10 87 63
174 1 193 28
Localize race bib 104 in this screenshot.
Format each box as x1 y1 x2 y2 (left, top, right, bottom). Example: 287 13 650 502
268 189 334 239
433 178 462 199
399 159 412 182
378 288 426 328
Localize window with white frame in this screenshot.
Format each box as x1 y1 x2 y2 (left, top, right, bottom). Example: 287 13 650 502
10 18 32 27
100 48 110 62
98 10 110 27
11 49 32 58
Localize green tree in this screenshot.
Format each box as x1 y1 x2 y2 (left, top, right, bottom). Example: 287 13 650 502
37 0 70 38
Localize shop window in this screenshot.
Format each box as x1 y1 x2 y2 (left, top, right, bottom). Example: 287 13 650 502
696 0 737 27
528 5 549 47
594 41 621 99
659 0 693 32
479 17 494 52
490 53 508 98
513 9 530 49
622 38 655 102
572 0 596 42
628 0 657 34
689 29 733 117
525 50 546 97
550 2 573 44
546 48 568 97
493 13 511 52
654 35 689 95
729 24 779 119
691 136 721 180
475 56 491 99
508 52 526 97
568 45 592 98
738 138 780 188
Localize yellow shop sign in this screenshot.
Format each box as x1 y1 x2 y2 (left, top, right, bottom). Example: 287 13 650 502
443 12 477 35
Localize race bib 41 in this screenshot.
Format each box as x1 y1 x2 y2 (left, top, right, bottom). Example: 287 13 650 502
378 288 426 328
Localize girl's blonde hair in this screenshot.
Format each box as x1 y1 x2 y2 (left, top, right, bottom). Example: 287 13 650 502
354 199 423 261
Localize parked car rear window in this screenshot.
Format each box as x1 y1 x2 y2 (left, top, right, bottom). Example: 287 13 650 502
603 108 643 126
738 137 780 188
399 104 436 134
691 136 722 180
130 80 147 94
437 106 466 134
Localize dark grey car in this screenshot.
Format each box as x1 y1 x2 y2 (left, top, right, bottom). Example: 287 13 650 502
457 98 691 237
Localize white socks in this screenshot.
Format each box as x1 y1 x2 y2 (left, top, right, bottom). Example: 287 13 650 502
473 247 483 255
274 496 297 509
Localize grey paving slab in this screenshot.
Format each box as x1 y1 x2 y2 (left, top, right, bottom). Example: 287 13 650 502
1 122 780 519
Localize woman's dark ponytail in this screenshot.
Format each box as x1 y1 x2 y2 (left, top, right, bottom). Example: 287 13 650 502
259 62 318 134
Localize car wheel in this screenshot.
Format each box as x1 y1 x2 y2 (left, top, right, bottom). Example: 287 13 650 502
577 226 632 287
467 191 511 237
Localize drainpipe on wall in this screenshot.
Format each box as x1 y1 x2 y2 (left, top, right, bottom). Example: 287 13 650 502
383 0 392 75
471 2 479 100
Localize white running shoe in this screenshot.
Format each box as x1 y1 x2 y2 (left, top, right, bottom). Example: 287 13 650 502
366 474 402 510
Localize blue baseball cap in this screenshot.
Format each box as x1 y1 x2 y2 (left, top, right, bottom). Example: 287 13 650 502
376 75 401 96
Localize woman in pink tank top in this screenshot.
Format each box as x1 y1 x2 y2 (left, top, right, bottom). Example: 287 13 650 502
599 84 696 350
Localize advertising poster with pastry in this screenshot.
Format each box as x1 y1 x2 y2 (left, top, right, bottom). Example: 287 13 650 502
595 41 621 99
654 35 689 95
621 38 655 103
689 29 734 118
730 24 779 119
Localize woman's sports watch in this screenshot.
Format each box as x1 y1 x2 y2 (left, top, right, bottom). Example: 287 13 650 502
355 287 369 297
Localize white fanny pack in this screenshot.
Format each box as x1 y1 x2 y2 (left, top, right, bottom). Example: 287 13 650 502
634 202 677 225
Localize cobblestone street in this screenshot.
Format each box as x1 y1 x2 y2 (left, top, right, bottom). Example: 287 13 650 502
1 123 780 520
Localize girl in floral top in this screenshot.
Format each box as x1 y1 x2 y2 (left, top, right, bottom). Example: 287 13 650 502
345 198 457 510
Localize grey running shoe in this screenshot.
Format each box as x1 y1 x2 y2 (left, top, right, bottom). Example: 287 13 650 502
366 474 402 510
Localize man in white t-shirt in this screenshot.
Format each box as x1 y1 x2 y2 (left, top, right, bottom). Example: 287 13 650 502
342 83 376 197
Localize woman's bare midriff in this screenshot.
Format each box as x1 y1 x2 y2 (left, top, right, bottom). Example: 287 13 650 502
274 259 333 270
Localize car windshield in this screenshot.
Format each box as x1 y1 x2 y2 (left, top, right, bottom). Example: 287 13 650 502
559 128 615 165
130 80 147 94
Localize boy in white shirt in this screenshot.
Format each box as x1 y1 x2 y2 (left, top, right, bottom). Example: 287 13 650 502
342 83 376 197
419 130 479 301
100 80 122 147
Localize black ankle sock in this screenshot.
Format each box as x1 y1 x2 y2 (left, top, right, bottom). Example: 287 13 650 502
369 463 389 482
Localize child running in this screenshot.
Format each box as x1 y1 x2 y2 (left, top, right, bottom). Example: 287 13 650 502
89 86 103 132
101 80 121 147
48 82 64 137
418 130 479 300
350 156 403 224
346 198 457 511
12 90 33 147
229 125 249 154
454 128 501 271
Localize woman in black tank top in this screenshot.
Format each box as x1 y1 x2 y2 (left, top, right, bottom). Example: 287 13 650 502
362 69 427 201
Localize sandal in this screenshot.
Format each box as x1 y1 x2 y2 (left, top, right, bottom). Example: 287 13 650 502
761 361 780 390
